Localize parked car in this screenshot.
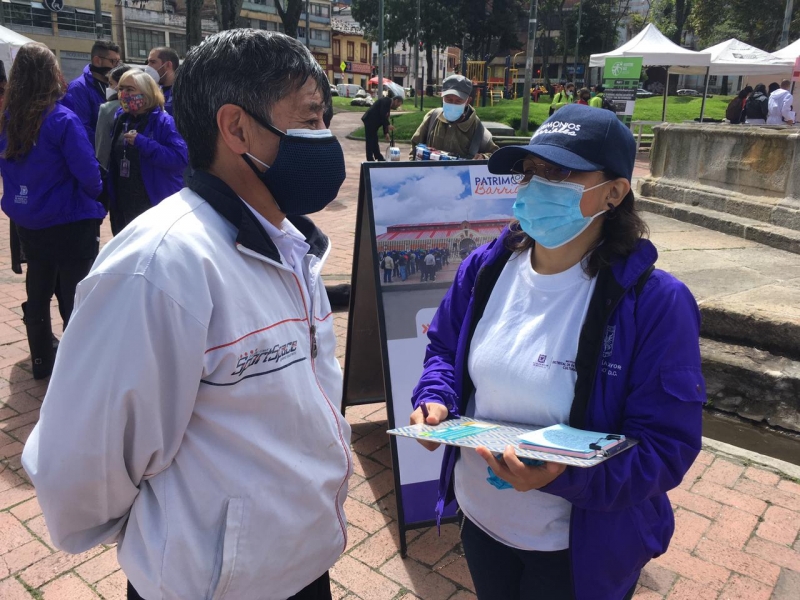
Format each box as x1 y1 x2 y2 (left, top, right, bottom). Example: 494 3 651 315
677 89 701 96
636 88 654 98
337 83 365 98
330 84 339 97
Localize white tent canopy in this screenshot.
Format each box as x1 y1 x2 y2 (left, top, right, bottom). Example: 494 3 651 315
772 38 800 60
589 23 711 73
705 39 793 75
0 25 35 71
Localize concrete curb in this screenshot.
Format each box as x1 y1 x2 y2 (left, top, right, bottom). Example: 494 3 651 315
702 436 800 480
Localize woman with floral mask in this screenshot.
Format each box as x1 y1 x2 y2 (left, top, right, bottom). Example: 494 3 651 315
108 69 187 235
409 104 704 600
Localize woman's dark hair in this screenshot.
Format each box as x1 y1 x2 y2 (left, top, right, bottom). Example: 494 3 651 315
768 82 780 94
738 86 753 100
505 169 649 277
753 84 767 95
0 43 63 161
109 64 132 85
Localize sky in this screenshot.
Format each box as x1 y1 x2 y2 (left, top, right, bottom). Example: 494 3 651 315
369 164 516 235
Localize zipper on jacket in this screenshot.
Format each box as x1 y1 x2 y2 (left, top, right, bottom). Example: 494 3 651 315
290 271 350 552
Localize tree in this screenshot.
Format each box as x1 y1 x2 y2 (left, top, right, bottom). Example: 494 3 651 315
276 0 304 38
690 0 798 51
186 0 205 48
217 0 244 31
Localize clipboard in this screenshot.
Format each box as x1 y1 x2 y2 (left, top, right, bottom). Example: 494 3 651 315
388 417 638 468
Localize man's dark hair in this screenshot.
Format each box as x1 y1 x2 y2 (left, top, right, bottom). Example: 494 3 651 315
91 40 121 57
153 47 180 71
768 81 780 94
109 64 132 84
173 29 332 170
595 84 605 93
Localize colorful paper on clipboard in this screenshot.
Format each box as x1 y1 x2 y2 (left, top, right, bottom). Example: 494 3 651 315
419 421 498 442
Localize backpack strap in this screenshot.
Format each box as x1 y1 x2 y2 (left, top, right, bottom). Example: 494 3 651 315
426 108 444 146
635 265 655 298
467 120 486 159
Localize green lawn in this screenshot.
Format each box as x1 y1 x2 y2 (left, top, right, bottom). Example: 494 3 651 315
345 95 734 141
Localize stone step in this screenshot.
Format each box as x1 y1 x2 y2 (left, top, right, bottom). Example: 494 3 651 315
639 177 800 232
638 195 800 255
700 301 800 360
701 337 800 434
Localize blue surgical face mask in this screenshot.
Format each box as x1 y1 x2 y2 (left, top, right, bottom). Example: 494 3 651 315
442 101 466 122
513 175 610 249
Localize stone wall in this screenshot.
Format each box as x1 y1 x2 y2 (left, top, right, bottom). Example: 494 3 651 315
639 124 800 231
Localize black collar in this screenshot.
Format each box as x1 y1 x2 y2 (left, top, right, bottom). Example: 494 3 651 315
187 170 329 262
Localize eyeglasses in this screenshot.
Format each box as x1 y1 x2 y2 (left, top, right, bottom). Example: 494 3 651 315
511 160 572 184
99 56 121 67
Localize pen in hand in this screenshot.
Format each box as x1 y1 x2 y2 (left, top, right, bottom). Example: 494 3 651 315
420 402 429 420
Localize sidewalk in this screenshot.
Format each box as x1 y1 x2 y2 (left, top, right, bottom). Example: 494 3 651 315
0 111 798 599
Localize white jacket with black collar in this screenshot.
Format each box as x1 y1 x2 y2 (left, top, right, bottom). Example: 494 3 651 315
22 171 352 600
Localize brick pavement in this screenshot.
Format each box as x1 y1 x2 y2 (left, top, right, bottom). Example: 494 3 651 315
0 111 798 599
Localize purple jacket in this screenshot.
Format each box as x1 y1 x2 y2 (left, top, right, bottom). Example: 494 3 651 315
0 104 105 230
411 229 705 600
61 65 106 149
107 107 188 207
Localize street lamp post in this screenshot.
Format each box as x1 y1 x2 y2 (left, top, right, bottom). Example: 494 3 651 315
305 0 311 48
573 0 583 84
378 0 384 97
520 1 538 136
414 0 420 107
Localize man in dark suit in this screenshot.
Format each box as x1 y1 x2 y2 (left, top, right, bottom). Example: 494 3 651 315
361 93 403 161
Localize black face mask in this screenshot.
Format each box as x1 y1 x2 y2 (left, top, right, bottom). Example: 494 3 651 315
90 64 112 77
241 110 346 216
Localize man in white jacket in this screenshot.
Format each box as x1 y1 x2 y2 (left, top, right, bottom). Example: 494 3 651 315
22 31 352 600
767 79 795 125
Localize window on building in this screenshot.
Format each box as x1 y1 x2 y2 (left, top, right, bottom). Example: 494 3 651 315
170 33 187 58
709 76 718 86
238 16 283 32
333 39 340 57
57 8 112 39
360 43 367 63
347 41 354 60
126 27 166 60
8 2 53 32
309 3 330 18
248 0 276 6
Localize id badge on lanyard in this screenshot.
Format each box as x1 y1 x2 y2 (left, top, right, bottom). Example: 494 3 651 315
120 121 131 178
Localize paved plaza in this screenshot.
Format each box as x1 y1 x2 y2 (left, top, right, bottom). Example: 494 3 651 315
0 111 799 599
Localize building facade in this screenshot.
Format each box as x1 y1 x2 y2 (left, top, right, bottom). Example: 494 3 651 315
3 0 115 82
331 17 370 88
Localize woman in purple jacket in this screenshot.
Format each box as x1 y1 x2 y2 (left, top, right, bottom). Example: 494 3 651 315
0 43 106 379
410 105 705 600
107 68 187 235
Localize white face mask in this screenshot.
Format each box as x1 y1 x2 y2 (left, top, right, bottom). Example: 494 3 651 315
106 87 117 101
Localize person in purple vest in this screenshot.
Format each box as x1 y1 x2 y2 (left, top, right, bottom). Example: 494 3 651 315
0 43 106 379
107 68 188 235
410 104 705 600
61 40 121 149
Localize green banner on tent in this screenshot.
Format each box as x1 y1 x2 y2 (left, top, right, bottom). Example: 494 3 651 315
604 57 643 80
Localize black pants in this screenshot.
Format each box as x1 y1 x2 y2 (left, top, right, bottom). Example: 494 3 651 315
461 517 636 600
24 257 93 375
365 127 385 161
128 571 332 600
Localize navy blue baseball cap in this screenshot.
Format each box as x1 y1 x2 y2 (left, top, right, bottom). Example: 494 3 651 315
488 104 637 181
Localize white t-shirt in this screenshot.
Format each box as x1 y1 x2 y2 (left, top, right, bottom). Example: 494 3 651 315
455 248 597 551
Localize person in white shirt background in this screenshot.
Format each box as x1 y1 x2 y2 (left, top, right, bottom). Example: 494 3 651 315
767 79 795 125
22 30 351 600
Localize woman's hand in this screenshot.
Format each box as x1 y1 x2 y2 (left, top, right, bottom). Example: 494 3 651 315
409 402 449 451
123 130 138 145
476 445 566 492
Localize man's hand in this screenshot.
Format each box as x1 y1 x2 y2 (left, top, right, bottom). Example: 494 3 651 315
388 125 396 131
475 445 566 492
384 133 391 141
409 402 449 451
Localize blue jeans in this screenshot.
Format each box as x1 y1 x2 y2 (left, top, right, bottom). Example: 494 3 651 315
399 265 407 280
